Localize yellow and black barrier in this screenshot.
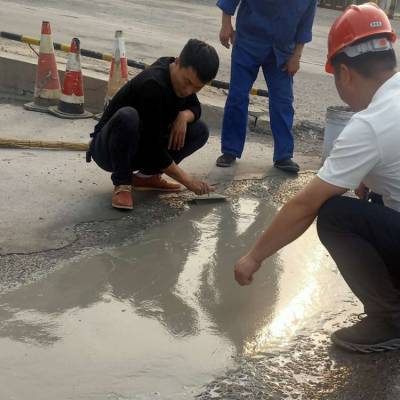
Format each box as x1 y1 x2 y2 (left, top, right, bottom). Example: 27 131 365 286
0 31 269 98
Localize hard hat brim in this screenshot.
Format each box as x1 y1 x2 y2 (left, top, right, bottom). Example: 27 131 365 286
325 61 334 74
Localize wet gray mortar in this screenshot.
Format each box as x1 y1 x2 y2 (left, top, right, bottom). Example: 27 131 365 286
0 127 322 295
3 131 400 400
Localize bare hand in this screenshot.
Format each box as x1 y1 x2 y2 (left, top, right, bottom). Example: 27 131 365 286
234 254 261 286
169 112 188 151
355 182 369 200
220 23 235 49
283 54 301 76
186 179 215 195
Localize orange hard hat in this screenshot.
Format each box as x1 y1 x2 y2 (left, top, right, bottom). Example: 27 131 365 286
325 3 396 73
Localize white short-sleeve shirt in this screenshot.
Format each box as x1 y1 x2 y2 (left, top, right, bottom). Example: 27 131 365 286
318 72 400 212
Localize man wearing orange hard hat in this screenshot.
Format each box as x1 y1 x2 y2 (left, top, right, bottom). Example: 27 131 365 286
234 3 400 354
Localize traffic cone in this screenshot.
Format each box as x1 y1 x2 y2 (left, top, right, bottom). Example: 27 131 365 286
24 21 61 113
105 30 129 107
49 38 92 119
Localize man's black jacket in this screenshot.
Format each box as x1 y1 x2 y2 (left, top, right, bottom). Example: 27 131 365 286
94 57 201 171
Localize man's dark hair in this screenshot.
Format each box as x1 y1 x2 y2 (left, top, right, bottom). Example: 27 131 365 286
179 39 220 83
332 36 397 79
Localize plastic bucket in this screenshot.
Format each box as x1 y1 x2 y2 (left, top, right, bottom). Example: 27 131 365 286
322 106 354 162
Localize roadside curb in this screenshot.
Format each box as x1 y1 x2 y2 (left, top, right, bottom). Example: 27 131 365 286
0 51 324 137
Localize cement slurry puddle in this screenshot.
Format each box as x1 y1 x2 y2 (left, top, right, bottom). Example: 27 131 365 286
0 196 352 399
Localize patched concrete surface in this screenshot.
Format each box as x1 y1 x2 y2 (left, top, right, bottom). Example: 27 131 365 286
0 196 355 400
0 101 321 254
2 174 400 399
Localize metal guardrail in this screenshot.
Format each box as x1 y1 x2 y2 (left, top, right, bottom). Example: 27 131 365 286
0 31 269 98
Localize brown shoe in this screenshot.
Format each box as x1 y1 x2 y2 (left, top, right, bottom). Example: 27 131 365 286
112 185 133 210
132 174 181 191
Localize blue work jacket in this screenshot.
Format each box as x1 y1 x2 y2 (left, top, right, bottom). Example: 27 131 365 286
217 0 317 65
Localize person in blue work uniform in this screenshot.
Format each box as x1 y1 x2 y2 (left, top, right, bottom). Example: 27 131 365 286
215 0 317 173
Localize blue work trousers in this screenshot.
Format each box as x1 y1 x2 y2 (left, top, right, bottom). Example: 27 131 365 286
221 44 294 161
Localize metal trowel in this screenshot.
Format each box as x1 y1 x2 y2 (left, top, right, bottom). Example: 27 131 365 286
187 164 236 204
188 192 227 204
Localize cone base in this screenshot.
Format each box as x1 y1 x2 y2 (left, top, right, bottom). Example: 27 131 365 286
24 101 53 113
49 106 93 120
93 112 103 121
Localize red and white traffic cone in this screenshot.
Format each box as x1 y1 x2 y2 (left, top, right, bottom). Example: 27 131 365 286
105 30 129 107
24 21 61 113
49 37 92 119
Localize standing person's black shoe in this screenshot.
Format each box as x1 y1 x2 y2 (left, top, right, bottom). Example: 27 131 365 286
331 315 400 353
216 153 236 167
274 158 300 173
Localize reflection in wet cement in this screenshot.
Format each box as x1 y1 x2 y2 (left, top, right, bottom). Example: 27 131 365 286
232 198 259 237
0 196 351 399
247 246 327 353
174 211 221 332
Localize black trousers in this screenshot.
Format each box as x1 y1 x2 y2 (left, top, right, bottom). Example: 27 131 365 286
90 106 209 185
317 196 400 321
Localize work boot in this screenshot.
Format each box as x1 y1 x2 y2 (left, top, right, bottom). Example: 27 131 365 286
132 174 181 191
112 185 133 210
274 158 300 173
216 153 236 167
331 315 400 353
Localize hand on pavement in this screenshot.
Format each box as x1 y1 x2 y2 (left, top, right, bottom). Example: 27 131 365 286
186 179 215 195
169 112 188 151
234 254 261 286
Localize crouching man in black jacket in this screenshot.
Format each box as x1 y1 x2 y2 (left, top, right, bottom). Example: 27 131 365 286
88 39 220 209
